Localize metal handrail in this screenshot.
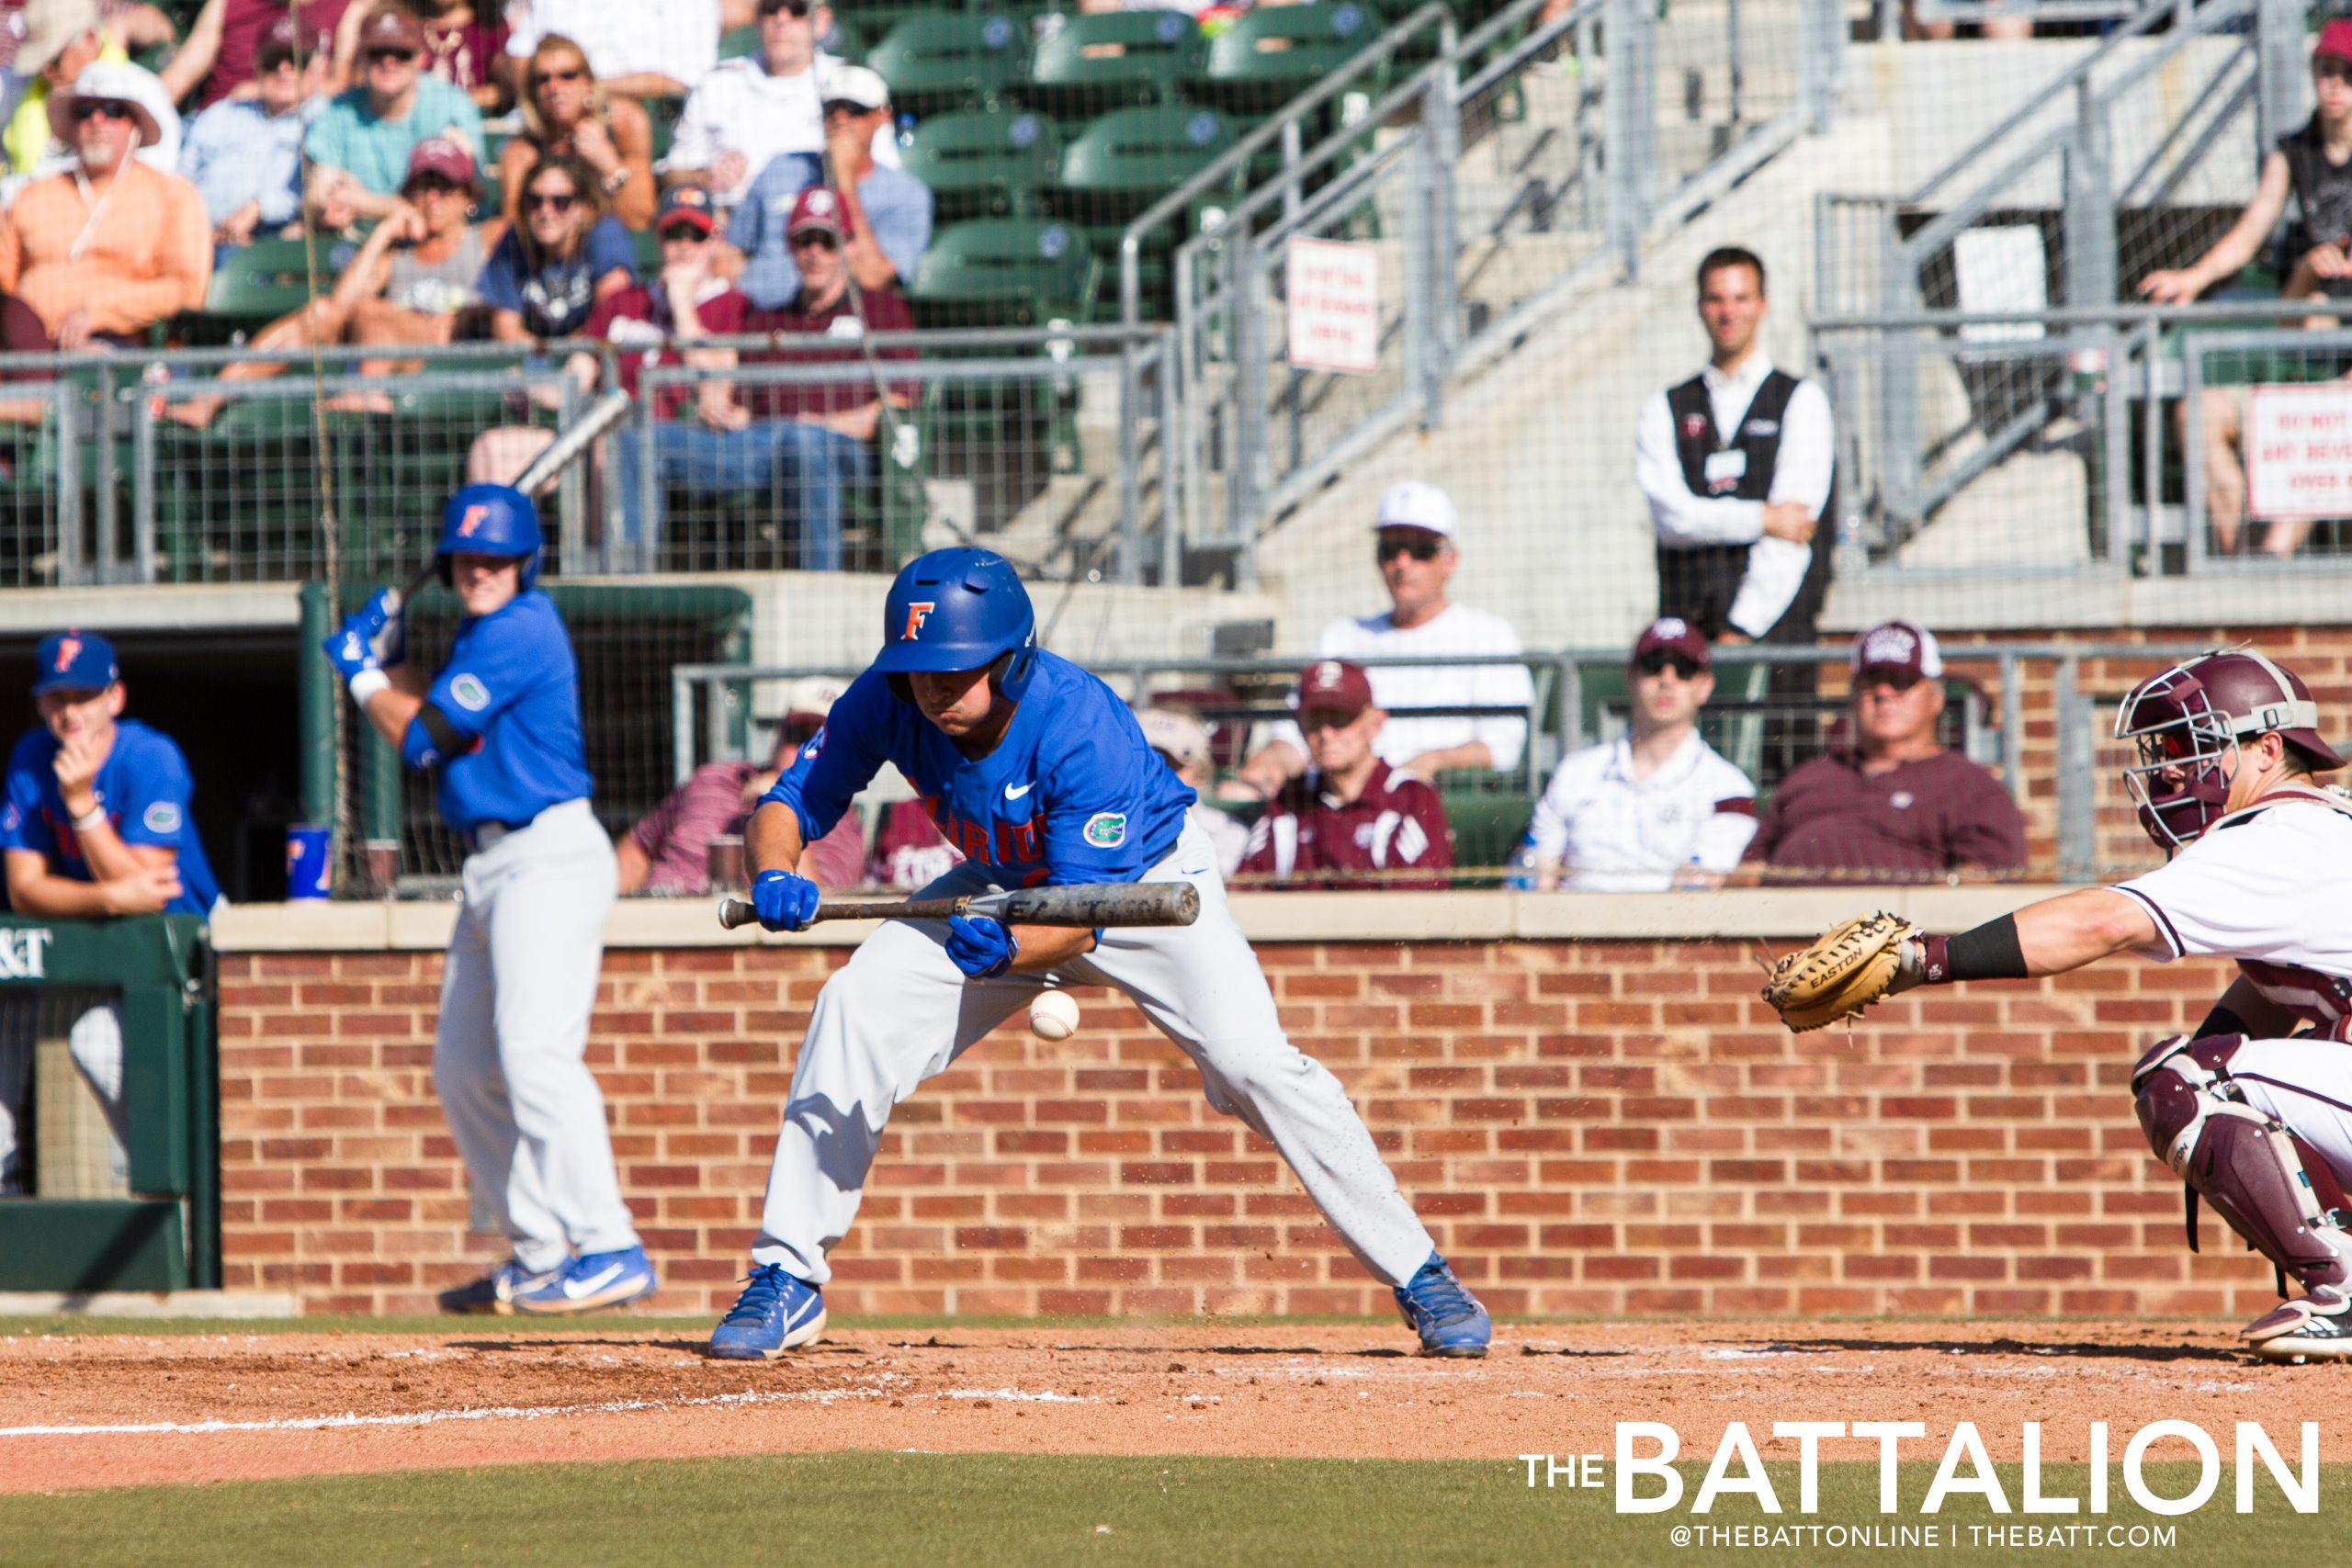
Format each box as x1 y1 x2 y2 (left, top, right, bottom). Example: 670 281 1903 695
1811 299 2342 332
1115 0 1460 329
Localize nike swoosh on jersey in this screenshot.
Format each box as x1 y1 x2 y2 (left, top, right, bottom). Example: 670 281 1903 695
1004 782 1035 800
563 1262 628 1300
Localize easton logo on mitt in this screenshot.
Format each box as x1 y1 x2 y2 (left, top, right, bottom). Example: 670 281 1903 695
1761 912 1921 1032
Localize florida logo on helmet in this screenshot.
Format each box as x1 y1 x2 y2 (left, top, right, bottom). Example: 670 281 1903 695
53 636 79 673
902 601 935 639
457 504 490 538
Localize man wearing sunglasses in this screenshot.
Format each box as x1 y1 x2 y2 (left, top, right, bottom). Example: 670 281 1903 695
1636 246 1836 649
1231 480 1532 799
1746 620 2024 882
1237 659 1454 891
304 4 484 226
722 63 931 309
669 0 841 211
1521 618 1757 892
181 16 322 251
0 60 209 352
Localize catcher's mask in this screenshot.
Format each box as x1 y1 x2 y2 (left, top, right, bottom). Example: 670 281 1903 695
2113 650 2344 851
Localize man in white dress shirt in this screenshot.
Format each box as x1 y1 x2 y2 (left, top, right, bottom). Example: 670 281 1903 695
1231 480 1534 797
1634 246 1837 648
1523 617 1758 891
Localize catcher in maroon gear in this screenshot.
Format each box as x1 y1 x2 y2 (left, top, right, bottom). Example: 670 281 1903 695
1789 649 2352 1361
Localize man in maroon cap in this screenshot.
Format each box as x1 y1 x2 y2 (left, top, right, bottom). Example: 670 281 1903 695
2139 20 2352 558
1238 659 1454 890
1747 620 2024 881
1521 617 1758 891
302 2 485 226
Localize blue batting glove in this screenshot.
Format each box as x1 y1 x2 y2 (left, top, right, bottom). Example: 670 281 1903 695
945 914 1018 979
322 612 379 683
752 868 821 932
355 587 406 668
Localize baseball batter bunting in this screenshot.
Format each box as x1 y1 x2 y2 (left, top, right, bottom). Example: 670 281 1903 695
1766 649 2352 1361
707 548 1491 1360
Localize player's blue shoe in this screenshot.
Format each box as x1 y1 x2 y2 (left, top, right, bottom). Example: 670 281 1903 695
438 1258 562 1315
1394 1252 1491 1358
512 1245 659 1314
707 1263 827 1359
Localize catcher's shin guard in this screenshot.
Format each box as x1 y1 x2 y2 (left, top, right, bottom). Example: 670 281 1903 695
2132 1034 2352 1336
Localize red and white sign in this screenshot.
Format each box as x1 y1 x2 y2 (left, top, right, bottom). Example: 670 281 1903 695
2247 384 2352 520
1285 237 1379 376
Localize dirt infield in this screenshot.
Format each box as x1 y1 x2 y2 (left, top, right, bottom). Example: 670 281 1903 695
2 1318 2340 1495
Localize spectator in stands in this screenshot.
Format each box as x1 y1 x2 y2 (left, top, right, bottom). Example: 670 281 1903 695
167 136 499 427
1238 659 1454 890
2136 21 2352 560
1231 480 1533 797
736 186 917 570
1521 617 1757 891
1746 620 2026 883
619 677 861 896
1638 245 1836 648
1901 1 2029 41
866 800 956 891
182 0 354 110
1138 704 1249 876
304 4 485 227
418 0 508 108
481 148 635 341
723 64 930 308
0 62 208 350
0 630 220 1195
502 0 729 103
667 0 831 212
181 16 321 251
498 30 654 231
9 0 118 174
8 6 190 176
464 184 739 543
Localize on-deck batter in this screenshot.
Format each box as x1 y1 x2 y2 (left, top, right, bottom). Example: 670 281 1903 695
324 484 652 1315
707 547 1491 1360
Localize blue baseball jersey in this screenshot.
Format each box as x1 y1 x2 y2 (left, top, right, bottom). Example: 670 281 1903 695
0 717 220 914
767 651 1194 887
401 590 594 834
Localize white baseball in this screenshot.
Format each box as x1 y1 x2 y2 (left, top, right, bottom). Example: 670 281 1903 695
1028 989 1080 1041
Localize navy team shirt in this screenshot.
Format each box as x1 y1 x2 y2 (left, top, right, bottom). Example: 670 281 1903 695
0 717 221 914
767 650 1194 887
401 591 594 834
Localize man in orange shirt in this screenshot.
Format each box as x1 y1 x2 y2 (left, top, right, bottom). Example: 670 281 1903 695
0 61 210 351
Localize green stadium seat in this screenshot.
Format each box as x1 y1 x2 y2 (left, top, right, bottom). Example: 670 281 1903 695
1052 102 1238 232
719 24 759 59
868 12 1031 118
907 218 1099 328
1023 9 1205 123
1199 1 1381 113
899 109 1062 223
191 238 323 340
1441 791 1537 874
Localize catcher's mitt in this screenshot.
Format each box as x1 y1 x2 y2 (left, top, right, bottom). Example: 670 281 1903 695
1761 912 1920 1032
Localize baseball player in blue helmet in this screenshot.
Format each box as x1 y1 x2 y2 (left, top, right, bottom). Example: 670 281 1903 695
707 547 1489 1359
322 486 655 1315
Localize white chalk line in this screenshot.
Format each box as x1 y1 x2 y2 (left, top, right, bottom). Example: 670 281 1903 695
0 1379 1092 1439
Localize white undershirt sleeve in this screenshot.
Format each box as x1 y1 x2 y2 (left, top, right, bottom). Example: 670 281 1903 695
1637 388 1765 547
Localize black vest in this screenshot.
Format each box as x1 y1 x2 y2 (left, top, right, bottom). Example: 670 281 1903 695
1658 368 1836 644
2278 118 2352 299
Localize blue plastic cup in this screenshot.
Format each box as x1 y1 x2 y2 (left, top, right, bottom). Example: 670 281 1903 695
286 825 332 901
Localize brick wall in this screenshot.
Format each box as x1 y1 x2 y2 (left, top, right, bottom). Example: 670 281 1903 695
215 905 2284 1321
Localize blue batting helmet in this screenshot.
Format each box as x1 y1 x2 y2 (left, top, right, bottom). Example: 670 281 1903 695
435 483 542 592
874 547 1037 701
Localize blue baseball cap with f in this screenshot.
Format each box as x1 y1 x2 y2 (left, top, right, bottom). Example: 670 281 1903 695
32 628 119 695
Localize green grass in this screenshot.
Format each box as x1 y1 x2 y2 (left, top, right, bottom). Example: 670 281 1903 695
0 1456 2337 1567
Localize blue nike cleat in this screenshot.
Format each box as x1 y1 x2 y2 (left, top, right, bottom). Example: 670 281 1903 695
707 1262 827 1359
1394 1251 1491 1358
511 1245 659 1314
438 1258 562 1315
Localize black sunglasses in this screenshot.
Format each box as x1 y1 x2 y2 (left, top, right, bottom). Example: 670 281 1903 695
1633 651 1704 680
71 99 134 124
366 47 418 64
526 191 579 212
659 223 709 243
788 231 840 251
534 66 585 85
1375 536 1442 562
760 0 812 16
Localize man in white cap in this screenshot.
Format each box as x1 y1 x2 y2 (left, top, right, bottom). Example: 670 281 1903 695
0 59 208 351
1746 619 2025 882
617 675 865 896
1232 479 1534 796
721 62 931 309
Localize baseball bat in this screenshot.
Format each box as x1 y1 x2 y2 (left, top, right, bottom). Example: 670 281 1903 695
718 882 1201 931
382 390 635 613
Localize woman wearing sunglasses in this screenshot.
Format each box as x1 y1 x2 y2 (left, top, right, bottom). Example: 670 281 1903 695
497 33 652 231
481 149 635 344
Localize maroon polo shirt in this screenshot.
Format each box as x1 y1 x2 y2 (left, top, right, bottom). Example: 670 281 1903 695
1747 748 2027 881
741 285 917 423
1238 760 1454 890
628 761 865 895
